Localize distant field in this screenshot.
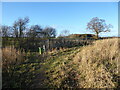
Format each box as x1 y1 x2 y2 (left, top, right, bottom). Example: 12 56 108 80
2 38 120 88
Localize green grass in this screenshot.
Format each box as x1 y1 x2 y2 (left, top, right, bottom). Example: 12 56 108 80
39 46 82 88
3 46 81 88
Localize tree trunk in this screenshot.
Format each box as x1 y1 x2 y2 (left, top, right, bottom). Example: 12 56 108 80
96 33 99 39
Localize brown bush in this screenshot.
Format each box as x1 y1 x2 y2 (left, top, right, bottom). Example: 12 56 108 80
2 46 25 71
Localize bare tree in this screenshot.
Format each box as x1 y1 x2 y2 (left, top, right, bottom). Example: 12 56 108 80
2 25 10 37
13 23 19 38
86 17 113 39
59 30 70 37
13 17 29 37
27 25 42 38
42 27 56 38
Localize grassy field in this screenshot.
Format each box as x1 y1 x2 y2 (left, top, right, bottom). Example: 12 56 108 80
2 38 120 88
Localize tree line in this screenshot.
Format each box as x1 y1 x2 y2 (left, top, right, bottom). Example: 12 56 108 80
1 17 113 39
1 17 56 38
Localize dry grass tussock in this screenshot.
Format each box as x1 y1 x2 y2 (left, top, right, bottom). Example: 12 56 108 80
2 46 25 69
73 38 120 88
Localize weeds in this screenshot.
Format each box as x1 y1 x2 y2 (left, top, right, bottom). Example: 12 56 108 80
73 38 119 88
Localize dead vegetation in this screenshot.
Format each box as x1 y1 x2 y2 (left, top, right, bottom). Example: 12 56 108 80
2 38 119 88
73 38 119 88
41 38 119 88
2 46 25 69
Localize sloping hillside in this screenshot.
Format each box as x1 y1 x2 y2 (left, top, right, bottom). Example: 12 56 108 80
2 38 119 88
66 34 97 39
40 38 119 88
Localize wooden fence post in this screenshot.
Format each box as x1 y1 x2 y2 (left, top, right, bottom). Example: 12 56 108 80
47 39 50 51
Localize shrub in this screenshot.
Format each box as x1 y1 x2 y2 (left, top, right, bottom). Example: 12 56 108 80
2 46 25 88
2 46 25 69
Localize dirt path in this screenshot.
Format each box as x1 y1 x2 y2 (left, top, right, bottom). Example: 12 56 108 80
30 46 82 88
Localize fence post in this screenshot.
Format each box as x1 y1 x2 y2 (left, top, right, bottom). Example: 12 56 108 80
39 47 42 54
43 45 46 52
47 39 50 51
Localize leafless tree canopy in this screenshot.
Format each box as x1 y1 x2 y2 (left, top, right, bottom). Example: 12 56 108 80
27 25 42 38
2 25 11 37
86 17 113 38
42 27 56 38
1 17 113 39
59 30 70 37
13 17 29 37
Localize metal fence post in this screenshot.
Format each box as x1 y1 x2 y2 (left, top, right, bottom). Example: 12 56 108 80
39 47 42 54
